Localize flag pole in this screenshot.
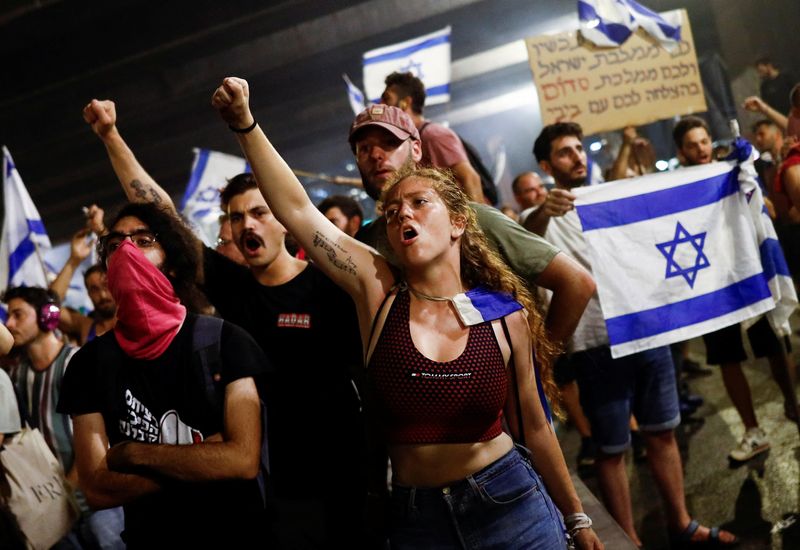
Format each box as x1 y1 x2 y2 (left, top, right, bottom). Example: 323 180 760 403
31 240 50 284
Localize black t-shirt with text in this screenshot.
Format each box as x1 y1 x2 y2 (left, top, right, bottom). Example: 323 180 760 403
58 314 268 547
202 248 365 496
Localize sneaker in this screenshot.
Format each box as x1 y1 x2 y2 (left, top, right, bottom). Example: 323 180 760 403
729 427 770 462
577 437 596 468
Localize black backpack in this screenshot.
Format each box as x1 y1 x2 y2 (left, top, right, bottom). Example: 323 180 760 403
459 135 499 205
419 122 499 205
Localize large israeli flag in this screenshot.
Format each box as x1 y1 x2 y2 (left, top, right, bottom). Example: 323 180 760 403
573 143 793 357
0 147 52 295
363 26 451 106
578 0 681 52
180 148 249 247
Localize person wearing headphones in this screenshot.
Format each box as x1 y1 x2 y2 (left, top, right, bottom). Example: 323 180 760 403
3 286 124 549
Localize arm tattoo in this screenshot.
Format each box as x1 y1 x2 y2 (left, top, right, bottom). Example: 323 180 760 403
130 179 162 204
312 231 357 276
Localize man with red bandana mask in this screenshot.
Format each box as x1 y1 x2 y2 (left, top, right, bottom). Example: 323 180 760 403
82 99 367 548
57 203 269 548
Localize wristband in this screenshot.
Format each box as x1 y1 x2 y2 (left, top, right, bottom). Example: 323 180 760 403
229 120 257 134
564 512 592 537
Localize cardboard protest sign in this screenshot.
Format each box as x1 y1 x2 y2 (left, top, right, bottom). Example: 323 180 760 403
526 9 706 135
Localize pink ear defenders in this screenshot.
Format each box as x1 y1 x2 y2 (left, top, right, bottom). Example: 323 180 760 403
38 301 61 332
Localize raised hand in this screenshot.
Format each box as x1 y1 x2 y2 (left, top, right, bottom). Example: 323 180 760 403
84 204 107 235
211 77 254 130
742 96 767 114
82 99 117 137
70 228 94 263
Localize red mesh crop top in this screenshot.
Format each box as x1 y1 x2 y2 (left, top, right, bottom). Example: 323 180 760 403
367 289 508 444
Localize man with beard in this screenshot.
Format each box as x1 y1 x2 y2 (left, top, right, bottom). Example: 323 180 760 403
57 203 267 549
350 104 596 349
82 99 366 548
529 122 738 548
50 206 117 344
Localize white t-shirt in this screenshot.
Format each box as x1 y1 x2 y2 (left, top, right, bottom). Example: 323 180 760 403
545 210 609 352
0 368 21 435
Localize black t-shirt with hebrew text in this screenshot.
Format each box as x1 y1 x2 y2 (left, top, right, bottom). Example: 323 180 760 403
58 314 268 548
201 248 366 497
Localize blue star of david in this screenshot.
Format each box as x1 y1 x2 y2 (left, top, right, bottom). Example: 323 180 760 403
655 221 709 288
400 59 424 79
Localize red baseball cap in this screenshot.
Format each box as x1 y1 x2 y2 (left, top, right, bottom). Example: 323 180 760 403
348 104 420 152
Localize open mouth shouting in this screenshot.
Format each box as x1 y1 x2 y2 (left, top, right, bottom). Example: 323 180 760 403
400 225 418 246
240 232 265 256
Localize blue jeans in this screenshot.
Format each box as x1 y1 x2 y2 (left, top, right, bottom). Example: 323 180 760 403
389 446 567 549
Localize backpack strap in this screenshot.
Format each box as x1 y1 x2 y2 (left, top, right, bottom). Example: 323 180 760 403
192 316 225 414
192 315 270 506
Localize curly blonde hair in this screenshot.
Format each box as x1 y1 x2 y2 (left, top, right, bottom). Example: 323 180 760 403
380 166 562 416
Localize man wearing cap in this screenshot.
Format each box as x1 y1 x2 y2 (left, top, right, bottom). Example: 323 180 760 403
349 103 596 350
82 98 367 549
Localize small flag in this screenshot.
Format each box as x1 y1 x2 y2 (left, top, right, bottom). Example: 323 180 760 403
578 0 681 51
180 148 249 247
0 146 52 296
363 26 452 106
342 74 366 115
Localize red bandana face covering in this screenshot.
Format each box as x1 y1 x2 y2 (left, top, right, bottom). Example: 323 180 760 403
107 240 187 360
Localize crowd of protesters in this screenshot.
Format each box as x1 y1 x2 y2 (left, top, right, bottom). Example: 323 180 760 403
0 60 798 550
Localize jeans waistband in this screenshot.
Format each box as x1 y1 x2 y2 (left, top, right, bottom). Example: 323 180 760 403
392 444 531 500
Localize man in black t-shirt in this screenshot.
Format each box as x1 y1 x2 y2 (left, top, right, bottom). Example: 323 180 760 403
83 99 367 548
57 203 268 548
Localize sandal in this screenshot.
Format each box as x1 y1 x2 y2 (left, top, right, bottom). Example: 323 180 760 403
671 519 739 548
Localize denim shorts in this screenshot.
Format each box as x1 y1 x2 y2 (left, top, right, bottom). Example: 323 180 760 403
571 345 680 454
389 446 567 549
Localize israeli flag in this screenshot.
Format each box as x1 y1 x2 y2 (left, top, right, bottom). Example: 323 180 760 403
573 142 792 357
342 74 366 115
180 148 249 247
363 26 451 106
578 0 681 52
0 147 52 297
730 138 798 338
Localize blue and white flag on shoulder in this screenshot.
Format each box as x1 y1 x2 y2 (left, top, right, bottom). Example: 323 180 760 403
0 146 52 298
343 74 366 115
578 0 681 52
573 140 793 357
180 148 249 247
363 26 451 106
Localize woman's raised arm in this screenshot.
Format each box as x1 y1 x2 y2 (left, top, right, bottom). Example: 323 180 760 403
211 77 394 313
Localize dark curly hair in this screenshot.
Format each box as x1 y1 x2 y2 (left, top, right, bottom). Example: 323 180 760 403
101 203 208 313
384 72 427 114
533 122 584 163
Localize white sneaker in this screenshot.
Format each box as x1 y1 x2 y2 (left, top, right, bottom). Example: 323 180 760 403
729 427 770 461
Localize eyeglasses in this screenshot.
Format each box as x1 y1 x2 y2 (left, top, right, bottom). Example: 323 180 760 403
101 229 159 256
